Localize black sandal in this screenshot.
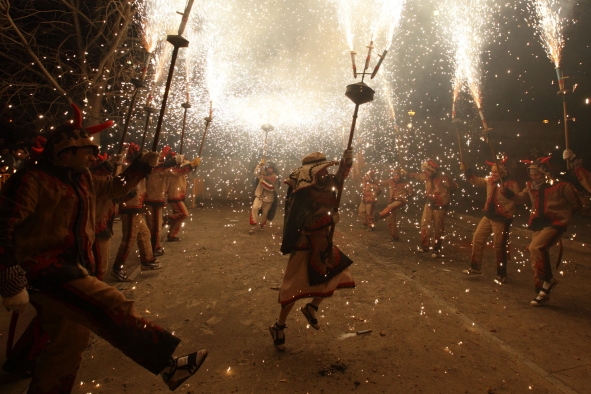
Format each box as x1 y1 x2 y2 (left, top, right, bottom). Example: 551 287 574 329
111 269 130 282
141 260 162 270
162 349 208 391
300 303 320 330
269 322 286 351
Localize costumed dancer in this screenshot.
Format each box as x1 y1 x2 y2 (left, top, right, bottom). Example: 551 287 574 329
376 167 414 241
0 106 207 392
502 157 581 306
563 149 591 193
112 143 162 282
408 159 458 258
249 159 279 235
164 153 201 242
269 150 355 351
460 158 521 283
358 170 382 230
90 152 124 280
144 146 176 256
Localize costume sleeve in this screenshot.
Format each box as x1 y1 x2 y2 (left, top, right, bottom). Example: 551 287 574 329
335 158 351 187
504 185 530 205
407 172 424 181
572 161 591 194
0 171 37 297
563 182 582 213
467 175 487 188
253 164 264 179
93 159 151 201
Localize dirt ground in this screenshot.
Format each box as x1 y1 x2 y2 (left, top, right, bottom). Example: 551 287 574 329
1 200 590 394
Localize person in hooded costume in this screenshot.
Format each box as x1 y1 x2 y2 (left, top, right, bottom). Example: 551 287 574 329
460 158 522 283
144 146 176 256
112 143 162 281
502 156 581 306
249 159 279 234
0 105 207 392
164 152 201 242
269 150 355 351
358 169 382 230
90 151 124 280
408 159 458 257
376 167 414 241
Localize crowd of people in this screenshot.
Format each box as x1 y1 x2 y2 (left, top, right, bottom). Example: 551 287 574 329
0 106 207 393
358 151 586 309
1 103 590 390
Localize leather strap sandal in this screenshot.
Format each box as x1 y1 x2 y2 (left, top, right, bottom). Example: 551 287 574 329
269 322 286 351
300 303 320 330
141 260 162 270
111 269 130 282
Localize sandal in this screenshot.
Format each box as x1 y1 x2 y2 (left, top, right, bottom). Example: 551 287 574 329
162 349 208 391
268 322 286 351
530 291 550 307
545 278 558 294
494 275 508 284
167 236 181 242
111 269 130 282
300 303 320 330
141 260 162 270
462 268 482 275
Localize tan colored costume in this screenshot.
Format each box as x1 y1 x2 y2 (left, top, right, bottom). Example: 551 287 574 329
250 163 278 228
410 170 458 253
378 177 413 239
144 167 170 252
465 171 521 277
507 180 581 292
359 172 381 228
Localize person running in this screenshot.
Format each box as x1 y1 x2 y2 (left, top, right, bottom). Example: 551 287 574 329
460 158 521 283
502 156 581 306
269 150 355 351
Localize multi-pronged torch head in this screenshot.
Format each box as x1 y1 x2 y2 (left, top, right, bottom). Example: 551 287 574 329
345 82 375 105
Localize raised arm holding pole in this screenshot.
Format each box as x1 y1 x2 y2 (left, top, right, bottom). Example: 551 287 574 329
328 39 381 243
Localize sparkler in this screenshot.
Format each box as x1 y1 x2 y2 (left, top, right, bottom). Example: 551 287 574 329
115 53 151 158
197 101 214 158
443 0 498 168
529 0 575 164
151 0 195 152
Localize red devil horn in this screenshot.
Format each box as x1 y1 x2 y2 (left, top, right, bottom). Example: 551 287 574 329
485 160 496 166
86 120 114 135
71 103 83 128
499 155 508 164
34 135 47 148
31 146 44 154
539 156 552 164
519 159 534 165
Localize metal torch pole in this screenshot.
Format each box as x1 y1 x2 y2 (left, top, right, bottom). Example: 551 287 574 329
556 67 570 169
151 0 194 152
179 102 191 154
140 106 158 150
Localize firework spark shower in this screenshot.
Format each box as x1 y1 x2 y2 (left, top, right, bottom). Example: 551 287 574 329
122 0 586 183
